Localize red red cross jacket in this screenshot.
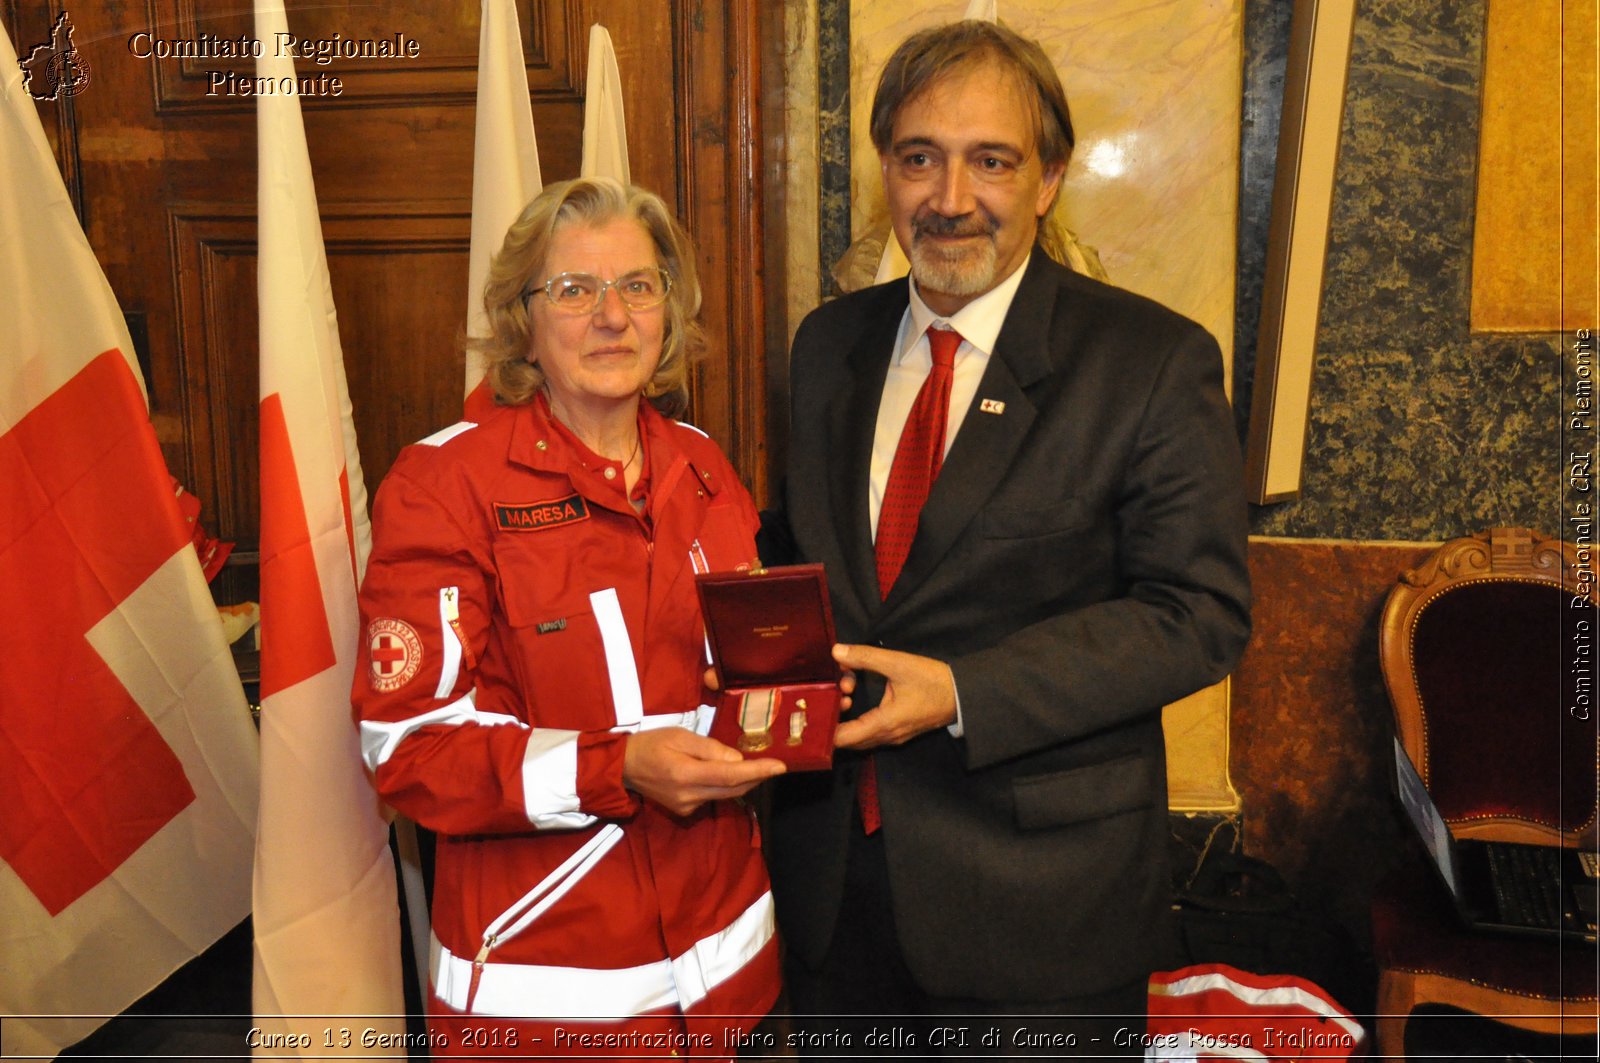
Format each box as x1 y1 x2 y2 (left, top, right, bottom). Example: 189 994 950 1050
352 397 778 1057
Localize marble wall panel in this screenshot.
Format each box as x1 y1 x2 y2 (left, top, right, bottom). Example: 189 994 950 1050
816 0 853 302
780 0 822 344
1247 0 1566 540
1230 0 1293 442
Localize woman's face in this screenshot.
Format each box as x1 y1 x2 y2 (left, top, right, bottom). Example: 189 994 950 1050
526 217 666 416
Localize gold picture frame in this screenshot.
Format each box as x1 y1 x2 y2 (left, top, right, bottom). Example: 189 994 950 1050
1244 0 1358 504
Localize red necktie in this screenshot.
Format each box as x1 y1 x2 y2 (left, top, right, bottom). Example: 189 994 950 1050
859 326 961 834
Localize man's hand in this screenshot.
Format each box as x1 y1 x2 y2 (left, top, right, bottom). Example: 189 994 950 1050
622 727 785 817
831 644 956 750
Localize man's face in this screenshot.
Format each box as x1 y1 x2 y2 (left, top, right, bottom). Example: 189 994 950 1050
880 60 1064 317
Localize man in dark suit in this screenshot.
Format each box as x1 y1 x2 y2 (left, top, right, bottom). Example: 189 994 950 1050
761 19 1252 1054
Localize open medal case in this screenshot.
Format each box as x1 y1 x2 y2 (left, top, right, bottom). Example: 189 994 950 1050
696 563 841 771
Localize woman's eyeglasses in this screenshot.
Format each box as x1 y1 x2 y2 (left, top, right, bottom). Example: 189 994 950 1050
523 268 672 315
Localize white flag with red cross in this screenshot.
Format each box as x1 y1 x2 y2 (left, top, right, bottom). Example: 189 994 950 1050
0 19 259 1059
250 0 406 1053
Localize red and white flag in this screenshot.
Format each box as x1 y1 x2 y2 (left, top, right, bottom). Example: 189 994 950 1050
1147 964 1365 1061
464 0 542 416
251 1 406 1052
0 20 258 1059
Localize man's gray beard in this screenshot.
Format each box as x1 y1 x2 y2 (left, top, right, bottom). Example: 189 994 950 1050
908 235 998 299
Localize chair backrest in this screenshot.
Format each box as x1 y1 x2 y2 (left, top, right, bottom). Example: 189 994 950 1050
1379 527 1597 846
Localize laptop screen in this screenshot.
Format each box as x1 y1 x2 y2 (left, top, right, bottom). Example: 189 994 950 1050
1393 736 1461 897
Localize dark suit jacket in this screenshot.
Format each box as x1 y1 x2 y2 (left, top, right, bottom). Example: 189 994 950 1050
761 252 1252 1002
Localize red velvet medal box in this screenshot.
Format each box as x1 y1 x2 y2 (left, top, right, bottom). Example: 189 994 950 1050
696 563 841 771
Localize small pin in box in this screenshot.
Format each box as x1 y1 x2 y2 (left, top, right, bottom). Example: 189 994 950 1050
696 563 842 771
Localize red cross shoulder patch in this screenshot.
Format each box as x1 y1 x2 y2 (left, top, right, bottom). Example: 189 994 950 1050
368 618 423 691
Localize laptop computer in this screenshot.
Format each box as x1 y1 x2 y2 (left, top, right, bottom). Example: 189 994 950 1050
1390 735 1598 944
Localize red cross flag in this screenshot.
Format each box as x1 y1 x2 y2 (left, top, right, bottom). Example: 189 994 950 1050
0 20 258 1059
251 0 405 1053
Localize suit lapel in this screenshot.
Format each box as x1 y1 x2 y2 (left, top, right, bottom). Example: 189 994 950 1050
829 293 904 616
878 255 1063 622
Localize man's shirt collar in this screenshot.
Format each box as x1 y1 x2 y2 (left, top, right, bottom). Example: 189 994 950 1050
902 252 1032 364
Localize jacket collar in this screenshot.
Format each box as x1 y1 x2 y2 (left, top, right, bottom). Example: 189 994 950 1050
504 393 717 515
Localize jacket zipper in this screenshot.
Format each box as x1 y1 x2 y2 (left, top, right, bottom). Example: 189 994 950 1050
461 823 625 1012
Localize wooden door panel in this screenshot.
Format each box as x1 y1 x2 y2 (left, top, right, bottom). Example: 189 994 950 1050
167 206 257 606
168 204 471 606
323 212 472 494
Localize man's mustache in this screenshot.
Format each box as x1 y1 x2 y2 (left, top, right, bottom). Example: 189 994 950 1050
912 210 997 240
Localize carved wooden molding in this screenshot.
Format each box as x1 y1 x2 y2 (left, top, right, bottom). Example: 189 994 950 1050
1398 527 1574 589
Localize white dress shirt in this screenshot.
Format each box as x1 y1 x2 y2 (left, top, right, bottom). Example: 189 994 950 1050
866 254 1032 737
868 253 1033 537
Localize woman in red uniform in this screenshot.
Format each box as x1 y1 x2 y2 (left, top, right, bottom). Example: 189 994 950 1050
353 177 784 1057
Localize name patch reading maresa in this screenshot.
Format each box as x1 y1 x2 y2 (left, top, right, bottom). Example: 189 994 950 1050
495 494 591 532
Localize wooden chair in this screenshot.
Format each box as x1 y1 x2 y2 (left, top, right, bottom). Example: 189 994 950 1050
1371 527 1599 1056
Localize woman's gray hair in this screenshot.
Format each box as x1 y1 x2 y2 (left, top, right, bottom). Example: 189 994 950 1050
466 176 705 416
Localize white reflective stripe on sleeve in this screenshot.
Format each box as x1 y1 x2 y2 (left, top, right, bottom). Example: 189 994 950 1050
360 691 492 772
432 934 676 1019
429 889 775 1019
589 587 643 727
417 421 477 447
485 824 624 948
687 541 716 662
616 709 704 734
670 890 775 1009
435 587 462 699
521 729 597 829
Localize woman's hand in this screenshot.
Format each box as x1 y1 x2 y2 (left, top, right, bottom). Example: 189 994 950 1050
622 728 785 817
